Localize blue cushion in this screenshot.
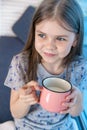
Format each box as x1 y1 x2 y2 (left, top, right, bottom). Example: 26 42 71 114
0 36 24 123
12 6 35 43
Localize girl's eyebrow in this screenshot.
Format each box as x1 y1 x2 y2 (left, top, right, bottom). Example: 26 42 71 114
36 30 46 34
56 35 68 38
36 30 68 37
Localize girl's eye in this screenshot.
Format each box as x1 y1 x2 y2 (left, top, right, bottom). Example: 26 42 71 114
38 34 46 38
56 37 66 41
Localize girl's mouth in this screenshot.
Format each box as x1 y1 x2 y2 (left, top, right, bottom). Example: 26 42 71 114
44 52 56 57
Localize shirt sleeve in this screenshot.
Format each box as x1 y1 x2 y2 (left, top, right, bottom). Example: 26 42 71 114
4 55 28 90
75 60 87 91
70 58 87 91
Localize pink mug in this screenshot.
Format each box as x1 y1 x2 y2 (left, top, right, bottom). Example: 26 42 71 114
39 77 72 113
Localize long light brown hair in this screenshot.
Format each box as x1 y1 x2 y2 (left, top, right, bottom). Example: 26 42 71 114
23 0 84 81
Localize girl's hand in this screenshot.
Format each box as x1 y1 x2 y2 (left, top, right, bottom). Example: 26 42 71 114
18 81 41 106
59 86 83 116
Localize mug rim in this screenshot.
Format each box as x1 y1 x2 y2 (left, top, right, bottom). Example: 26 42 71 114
42 77 72 93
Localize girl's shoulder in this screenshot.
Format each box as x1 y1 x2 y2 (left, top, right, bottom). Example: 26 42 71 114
13 51 28 60
71 56 87 68
12 51 29 63
4 51 29 90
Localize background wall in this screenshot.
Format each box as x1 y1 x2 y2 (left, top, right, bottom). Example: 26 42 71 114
0 0 42 36
0 0 87 41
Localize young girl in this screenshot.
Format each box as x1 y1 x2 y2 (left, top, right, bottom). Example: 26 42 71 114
4 0 87 130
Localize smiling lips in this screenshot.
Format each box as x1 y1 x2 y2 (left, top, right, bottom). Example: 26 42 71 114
44 52 56 57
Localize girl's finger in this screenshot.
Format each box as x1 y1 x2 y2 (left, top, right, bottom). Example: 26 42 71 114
24 97 38 103
66 86 78 100
19 81 41 95
29 100 39 105
26 81 41 91
19 90 39 102
59 108 70 114
62 97 77 108
19 91 36 99
19 95 38 104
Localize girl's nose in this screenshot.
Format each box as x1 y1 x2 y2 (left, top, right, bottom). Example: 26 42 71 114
46 39 57 49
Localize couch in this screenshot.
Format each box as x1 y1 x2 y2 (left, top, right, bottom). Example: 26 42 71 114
0 6 35 123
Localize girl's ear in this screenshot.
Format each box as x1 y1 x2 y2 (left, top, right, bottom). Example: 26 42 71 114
72 40 77 47
72 35 78 47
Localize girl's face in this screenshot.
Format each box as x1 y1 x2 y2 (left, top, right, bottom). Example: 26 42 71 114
35 20 76 65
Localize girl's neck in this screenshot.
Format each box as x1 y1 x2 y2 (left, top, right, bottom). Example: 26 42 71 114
41 60 65 75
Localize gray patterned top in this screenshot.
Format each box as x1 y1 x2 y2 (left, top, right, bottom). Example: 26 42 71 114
4 51 87 130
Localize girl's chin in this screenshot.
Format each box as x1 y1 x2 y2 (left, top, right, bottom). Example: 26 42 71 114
42 58 58 64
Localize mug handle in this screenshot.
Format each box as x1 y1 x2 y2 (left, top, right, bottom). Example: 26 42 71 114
36 86 43 104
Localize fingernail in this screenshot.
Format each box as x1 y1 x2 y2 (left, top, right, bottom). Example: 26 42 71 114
66 97 70 100
62 103 65 106
60 111 63 114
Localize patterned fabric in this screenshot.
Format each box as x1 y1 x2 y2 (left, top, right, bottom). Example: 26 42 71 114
4 52 87 130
